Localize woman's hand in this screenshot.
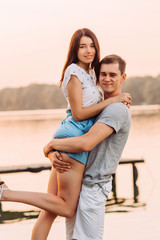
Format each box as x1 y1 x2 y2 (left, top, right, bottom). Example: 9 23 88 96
111 93 132 107
107 93 131 109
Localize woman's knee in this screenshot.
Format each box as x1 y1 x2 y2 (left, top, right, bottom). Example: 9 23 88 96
40 210 56 220
64 207 76 218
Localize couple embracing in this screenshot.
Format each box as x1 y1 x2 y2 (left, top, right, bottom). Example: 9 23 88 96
0 28 131 240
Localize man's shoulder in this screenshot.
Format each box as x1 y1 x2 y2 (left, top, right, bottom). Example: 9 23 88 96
100 102 130 117
95 102 131 127
94 102 131 134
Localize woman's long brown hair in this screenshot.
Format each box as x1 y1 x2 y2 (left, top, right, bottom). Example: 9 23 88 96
59 28 100 87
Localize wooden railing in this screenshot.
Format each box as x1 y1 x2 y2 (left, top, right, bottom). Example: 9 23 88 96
0 158 145 204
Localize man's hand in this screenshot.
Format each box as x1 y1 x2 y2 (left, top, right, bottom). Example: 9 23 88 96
48 151 71 173
43 140 55 157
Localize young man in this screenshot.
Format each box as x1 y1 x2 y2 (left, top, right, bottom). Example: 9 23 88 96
45 54 132 240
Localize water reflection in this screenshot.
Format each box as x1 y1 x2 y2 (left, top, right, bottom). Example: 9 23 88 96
105 164 147 213
0 170 146 225
0 161 147 224
106 196 146 213
0 203 39 224
0 198 146 225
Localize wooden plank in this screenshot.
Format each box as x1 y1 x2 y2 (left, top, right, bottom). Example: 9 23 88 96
119 159 145 164
0 163 51 174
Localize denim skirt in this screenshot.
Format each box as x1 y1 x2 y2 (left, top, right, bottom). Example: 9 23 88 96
53 110 95 165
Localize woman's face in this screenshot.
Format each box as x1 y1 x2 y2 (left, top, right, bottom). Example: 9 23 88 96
77 36 96 66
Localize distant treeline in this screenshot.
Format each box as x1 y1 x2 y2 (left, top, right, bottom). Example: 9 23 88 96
0 84 67 111
0 75 160 111
122 75 160 105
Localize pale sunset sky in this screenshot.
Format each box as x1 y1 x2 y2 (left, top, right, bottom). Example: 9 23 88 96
0 0 160 89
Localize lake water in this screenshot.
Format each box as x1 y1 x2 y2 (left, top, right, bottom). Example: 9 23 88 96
0 107 160 239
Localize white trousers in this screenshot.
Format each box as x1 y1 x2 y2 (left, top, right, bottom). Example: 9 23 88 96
66 183 111 240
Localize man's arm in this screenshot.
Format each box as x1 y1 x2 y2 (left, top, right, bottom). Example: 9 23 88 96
44 122 114 157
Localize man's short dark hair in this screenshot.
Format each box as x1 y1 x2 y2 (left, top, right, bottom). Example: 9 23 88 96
95 54 126 80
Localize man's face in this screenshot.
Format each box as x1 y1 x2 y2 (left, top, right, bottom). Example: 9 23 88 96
99 63 126 96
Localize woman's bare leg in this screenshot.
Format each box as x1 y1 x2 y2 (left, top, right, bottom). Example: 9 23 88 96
1 154 85 218
31 167 58 240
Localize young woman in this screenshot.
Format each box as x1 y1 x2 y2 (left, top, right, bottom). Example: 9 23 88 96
0 28 131 239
